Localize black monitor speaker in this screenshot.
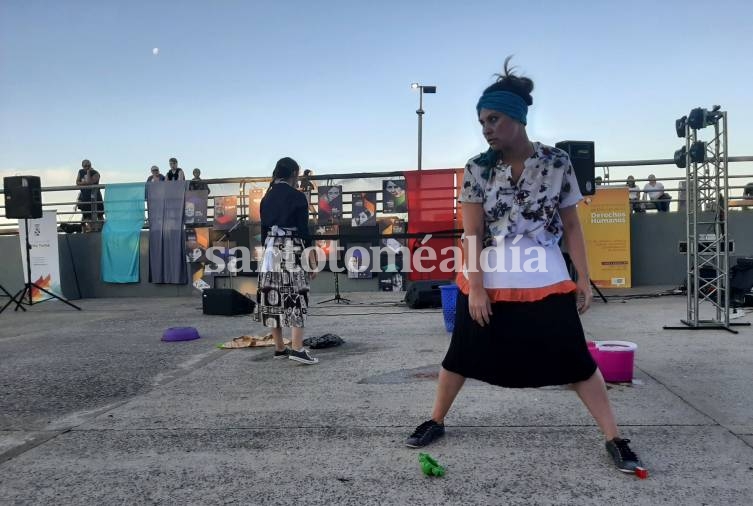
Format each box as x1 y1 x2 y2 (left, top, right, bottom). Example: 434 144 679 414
555 141 595 196
202 288 255 316
405 280 446 309
3 176 43 219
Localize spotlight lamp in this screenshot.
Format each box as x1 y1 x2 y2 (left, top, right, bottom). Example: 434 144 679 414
689 141 706 163
688 105 722 130
674 146 687 168
675 115 687 138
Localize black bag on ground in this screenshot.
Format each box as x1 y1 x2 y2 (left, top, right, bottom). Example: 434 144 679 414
303 334 344 349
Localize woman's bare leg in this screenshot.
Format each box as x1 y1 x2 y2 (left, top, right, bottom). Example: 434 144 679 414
271 327 285 352
291 326 305 351
430 367 466 423
572 369 619 440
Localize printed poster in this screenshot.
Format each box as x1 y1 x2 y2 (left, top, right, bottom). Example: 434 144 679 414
213 196 238 230
351 191 377 227
318 185 342 224
184 190 209 225
18 211 62 302
576 187 632 288
382 179 407 214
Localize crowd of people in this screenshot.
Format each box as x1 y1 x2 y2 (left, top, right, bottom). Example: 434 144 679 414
75 157 211 230
145 158 210 193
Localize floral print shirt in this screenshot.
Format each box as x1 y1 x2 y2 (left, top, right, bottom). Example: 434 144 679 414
459 142 582 247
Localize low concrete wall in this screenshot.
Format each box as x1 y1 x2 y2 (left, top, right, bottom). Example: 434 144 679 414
0 210 751 299
630 210 753 287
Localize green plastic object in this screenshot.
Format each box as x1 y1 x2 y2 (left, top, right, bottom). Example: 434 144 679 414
418 452 445 477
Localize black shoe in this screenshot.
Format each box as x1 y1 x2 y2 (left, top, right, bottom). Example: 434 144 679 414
288 348 319 365
273 348 290 359
606 437 643 473
406 420 445 448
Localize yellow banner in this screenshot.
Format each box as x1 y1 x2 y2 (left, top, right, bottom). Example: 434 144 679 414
576 187 632 288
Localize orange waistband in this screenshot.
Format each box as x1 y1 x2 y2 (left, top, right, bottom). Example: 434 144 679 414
455 273 577 302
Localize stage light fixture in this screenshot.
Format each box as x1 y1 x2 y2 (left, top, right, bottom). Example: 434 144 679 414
674 146 687 168
675 116 687 138
688 105 722 130
689 141 706 163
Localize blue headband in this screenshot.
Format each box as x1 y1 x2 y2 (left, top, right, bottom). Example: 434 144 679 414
476 91 528 125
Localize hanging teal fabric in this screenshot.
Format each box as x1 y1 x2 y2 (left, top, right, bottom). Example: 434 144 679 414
101 183 146 283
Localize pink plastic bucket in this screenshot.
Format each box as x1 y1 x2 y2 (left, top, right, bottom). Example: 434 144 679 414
589 340 637 383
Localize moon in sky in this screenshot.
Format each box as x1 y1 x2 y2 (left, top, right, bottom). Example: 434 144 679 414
152 48 159 56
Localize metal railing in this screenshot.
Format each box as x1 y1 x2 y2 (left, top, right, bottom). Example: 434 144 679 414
1 159 752 234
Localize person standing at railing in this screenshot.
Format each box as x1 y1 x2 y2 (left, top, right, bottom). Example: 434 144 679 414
188 168 210 194
166 157 185 181
297 169 317 216
76 159 103 232
147 165 165 183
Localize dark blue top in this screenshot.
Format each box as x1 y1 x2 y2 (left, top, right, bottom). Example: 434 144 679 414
260 181 311 247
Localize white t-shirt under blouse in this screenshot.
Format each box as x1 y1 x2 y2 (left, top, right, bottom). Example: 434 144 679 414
457 142 582 299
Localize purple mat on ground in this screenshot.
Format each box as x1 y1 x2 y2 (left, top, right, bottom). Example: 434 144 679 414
162 327 201 342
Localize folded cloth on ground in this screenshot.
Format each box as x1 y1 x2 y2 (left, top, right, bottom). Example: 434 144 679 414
303 334 345 349
218 334 291 349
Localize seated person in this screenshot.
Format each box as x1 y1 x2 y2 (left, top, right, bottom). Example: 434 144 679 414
741 182 753 210
643 174 670 212
626 175 643 212
744 182 753 199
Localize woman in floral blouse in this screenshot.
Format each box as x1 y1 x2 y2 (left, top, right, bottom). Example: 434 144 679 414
405 58 644 474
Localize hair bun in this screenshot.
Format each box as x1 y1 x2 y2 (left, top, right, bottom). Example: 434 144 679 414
489 55 534 106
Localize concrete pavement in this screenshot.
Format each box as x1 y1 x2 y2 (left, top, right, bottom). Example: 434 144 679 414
1 290 752 505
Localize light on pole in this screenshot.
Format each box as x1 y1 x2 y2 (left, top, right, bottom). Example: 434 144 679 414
411 83 437 171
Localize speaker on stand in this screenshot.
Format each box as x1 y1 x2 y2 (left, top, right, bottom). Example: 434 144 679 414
1 176 81 314
3 176 43 219
555 141 596 196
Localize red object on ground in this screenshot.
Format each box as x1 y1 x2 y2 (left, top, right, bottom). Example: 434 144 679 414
634 467 649 479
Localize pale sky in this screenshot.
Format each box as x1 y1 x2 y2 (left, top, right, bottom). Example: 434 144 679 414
2 0 752 191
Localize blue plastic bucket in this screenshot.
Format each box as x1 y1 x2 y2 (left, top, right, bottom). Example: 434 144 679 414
440 284 459 332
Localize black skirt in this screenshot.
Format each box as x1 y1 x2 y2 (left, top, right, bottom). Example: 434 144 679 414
442 292 597 388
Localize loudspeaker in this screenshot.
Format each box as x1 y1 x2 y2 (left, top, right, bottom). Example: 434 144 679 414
405 280 444 309
213 273 258 295
731 258 753 307
555 141 595 196
3 176 42 219
202 288 255 316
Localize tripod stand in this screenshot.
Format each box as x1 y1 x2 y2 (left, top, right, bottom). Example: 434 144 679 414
214 217 246 290
318 270 351 304
562 252 608 304
0 218 81 314
0 283 25 313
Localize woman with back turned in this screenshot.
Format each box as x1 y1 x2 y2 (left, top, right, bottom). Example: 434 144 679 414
257 157 319 365
405 58 644 474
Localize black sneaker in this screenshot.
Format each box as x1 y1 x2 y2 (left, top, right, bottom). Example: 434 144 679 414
288 348 319 365
273 348 290 359
606 437 643 473
406 420 445 448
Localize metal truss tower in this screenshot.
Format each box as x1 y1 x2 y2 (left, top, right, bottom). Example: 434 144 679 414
666 108 746 333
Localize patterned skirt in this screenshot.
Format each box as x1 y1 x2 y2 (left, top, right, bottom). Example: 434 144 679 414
255 234 310 328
